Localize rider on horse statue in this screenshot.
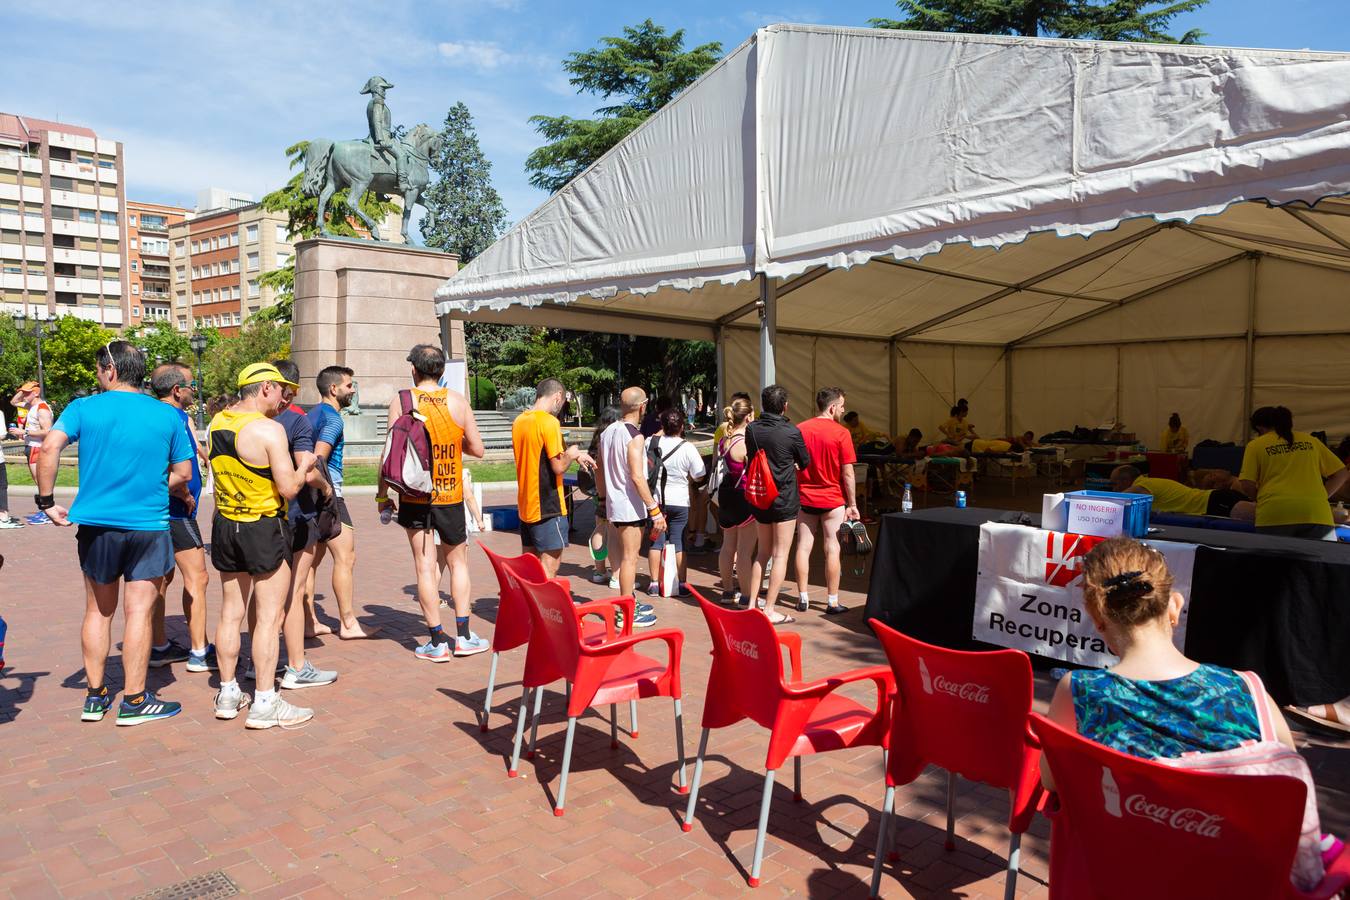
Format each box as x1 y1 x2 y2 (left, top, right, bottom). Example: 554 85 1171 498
362 76 410 192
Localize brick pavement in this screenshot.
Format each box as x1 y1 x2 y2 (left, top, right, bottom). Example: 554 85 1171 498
0 491 1344 899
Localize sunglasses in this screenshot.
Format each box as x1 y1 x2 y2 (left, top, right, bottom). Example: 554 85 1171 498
175 380 198 390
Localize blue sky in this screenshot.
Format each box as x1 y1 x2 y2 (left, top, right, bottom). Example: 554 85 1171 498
7 1 1348 235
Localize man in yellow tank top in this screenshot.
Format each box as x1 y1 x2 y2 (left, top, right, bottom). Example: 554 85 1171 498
377 344 489 662
208 362 317 729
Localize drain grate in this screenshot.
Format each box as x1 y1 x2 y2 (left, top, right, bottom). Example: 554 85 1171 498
132 870 239 900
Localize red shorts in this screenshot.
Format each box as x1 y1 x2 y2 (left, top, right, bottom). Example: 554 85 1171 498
27 447 39 465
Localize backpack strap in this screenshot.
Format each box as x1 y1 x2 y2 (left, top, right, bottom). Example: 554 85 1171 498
399 389 414 417
1237 669 1276 742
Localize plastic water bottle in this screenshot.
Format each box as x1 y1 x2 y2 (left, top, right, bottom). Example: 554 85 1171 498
901 483 914 514
379 502 393 525
0 613 7 670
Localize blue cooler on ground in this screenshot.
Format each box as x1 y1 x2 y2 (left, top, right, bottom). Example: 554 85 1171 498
484 506 521 531
1062 490 1153 538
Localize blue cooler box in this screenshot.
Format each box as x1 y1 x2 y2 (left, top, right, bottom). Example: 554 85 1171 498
1063 490 1153 538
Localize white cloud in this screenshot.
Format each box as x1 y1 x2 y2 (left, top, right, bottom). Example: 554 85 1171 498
438 40 515 70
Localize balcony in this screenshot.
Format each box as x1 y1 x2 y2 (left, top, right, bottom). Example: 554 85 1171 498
142 290 171 301
139 220 169 234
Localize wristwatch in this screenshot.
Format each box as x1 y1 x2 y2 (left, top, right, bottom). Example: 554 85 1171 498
35 493 55 510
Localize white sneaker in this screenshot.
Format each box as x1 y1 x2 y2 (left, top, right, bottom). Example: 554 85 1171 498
214 688 251 720
608 574 619 590
245 695 313 729
280 660 338 690
453 632 490 657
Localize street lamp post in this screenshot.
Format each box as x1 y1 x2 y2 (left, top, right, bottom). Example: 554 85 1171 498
12 310 57 399
189 333 208 429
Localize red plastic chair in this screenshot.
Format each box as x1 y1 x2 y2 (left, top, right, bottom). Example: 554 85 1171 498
479 545 627 732
682 591 893 887
511 577 685 816
868 621 1045 899
1030 713 1350 900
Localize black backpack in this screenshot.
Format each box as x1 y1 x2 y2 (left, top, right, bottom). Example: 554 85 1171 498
645 436 685 503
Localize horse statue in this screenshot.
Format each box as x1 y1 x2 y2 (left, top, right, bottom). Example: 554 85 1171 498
300 123 443 243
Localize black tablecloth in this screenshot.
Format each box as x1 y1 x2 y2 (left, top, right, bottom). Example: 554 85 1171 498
864 507 1350 706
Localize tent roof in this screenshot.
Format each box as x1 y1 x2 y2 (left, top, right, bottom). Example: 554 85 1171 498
435 25 1350 346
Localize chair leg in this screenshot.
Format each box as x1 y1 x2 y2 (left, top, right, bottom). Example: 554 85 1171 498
870 785 896 899
481 651 499 732
610 702 619 748
748 769 777 887
1003 831 1022 900
526 683 545 759
508 687 531 777
945 770 957 851
630 699 639 737
682 727 710 832
793 756 802 802
554 715 578 816
673 698 688 793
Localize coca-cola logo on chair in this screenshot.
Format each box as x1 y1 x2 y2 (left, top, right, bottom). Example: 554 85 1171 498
917 657 990 703
1125 794 1223 838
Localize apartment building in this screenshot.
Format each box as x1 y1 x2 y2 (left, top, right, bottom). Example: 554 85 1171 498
125 200 187 328
169 193 293 336
0 113 127 326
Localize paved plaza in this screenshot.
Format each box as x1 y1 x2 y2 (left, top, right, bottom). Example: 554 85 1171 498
1 490 1345 898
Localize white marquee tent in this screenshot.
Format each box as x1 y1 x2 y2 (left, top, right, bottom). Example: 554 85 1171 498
436 25 1350 443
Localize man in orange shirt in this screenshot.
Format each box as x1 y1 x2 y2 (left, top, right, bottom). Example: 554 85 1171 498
511 378 596 577
378 345 488 662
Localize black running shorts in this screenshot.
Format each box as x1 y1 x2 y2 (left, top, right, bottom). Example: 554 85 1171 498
397 501 466 546
211 512 291 575
169 518 204 553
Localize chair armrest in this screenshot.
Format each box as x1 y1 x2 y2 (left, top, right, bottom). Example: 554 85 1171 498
776 631 803 683
574 595 636 640
580 627 684 670
784 664 894 706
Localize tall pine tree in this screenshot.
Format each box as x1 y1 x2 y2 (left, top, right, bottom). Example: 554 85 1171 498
872 0 1207 43
421 102 508 263
526 20 721 193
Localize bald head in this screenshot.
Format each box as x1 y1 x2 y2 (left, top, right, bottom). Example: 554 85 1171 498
1110 465 1140 492
620 386 647 417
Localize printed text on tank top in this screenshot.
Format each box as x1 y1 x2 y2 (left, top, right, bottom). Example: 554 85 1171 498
406 387 465 505
208 409 283 521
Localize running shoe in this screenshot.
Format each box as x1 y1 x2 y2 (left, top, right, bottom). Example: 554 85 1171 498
636 601 654 614
214 687 251 720
81 690 113 722
824 603 849 616
719 590 739 606
25 511 50 525
589 571 610 584
116 691 181 726
608 574 619 590
149 639 191 668
677 584 694 599
185 644 218 673
280 659 338 690
647 583 661 597
630 610 659 629
245 695 313 730
415 640 452 662
797 596 810 613
0 516 25 529
453 632 490 657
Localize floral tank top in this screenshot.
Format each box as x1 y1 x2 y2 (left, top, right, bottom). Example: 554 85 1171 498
1071 664 1261 760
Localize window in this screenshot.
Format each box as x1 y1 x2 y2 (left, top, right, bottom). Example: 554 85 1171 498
245 224 258 243
177 317 187 331
132 306 140 316
130 238 138 250
248 279 259 298
246 252 259 272
99 211 117 225
211 236 219 251
97 158 115 169
174 240 184 257
50 206 75 221
77 209 95 224
212 262 220 276
176 267 184 283
191 240 199 253
275 224 288 243
231 285 240 300
129 215 137 226
213 288 220 302
132 285 139 295
130 260 138 272
50 176 74 191
275 251 289 268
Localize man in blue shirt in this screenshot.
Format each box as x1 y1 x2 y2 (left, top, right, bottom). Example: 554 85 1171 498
307 365 376 639
148 363 213 673
37 342 193 727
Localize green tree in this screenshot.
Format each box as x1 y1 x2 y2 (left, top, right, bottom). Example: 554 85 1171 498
199 320 291 398
526 20 722 193
255 141 401 323
872 0 1207 42
421 103 508 263
39 315 115 411
123 321 191 367
489 329 616 398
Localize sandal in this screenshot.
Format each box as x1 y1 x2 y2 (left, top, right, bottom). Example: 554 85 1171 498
1283 703 1350 736
767 612 796 626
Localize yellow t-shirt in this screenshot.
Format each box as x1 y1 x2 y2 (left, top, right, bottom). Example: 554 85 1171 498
1238 431 1343 527
1160 427 1189 453
512 409 566 524
1133 476 1210 516
940 417 974 442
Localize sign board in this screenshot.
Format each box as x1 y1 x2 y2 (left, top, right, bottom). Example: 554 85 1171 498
1066 498 1126 538
973 523 1195 667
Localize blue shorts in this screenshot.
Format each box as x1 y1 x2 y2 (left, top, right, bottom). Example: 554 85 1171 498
521 515 569 553
652 506 689 552
76 526 174 584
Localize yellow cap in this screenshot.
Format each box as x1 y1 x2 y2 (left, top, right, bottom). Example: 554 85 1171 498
236 362 298 389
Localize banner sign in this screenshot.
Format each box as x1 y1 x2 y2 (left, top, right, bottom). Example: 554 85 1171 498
973 523 1195 667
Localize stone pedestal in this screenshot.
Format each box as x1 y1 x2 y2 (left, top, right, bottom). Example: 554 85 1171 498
291 238 462 408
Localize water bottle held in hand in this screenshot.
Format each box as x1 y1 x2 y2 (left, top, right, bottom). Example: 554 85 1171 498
901 483 913 514
379 503 393 525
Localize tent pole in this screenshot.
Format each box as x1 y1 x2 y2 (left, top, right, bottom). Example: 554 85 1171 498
759 272 777 388
715 325 727 411
889 339 900 437
1004 350 1013 437
1244 254 1260 428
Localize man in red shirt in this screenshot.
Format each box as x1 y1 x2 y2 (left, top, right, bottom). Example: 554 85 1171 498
793 387 858 615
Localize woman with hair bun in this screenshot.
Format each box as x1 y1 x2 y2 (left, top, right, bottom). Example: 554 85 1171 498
1238 406 1348 541
716 396 758 605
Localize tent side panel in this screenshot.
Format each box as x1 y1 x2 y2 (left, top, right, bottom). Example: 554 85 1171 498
813 338 893 433
1119 340 1246 445
1252 335 1350 439
1008 346 1118 437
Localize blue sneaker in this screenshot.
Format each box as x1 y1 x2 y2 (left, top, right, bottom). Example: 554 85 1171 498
636 601 654 614
150 639 191 668
81 690 113 722
115 691 181 726
25 511 50 525
415 639 452 662
186 644 218 673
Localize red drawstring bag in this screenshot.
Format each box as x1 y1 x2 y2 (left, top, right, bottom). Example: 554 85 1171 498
741 450 779 510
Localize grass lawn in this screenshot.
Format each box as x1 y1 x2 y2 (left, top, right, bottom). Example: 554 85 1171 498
5 460 520 488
